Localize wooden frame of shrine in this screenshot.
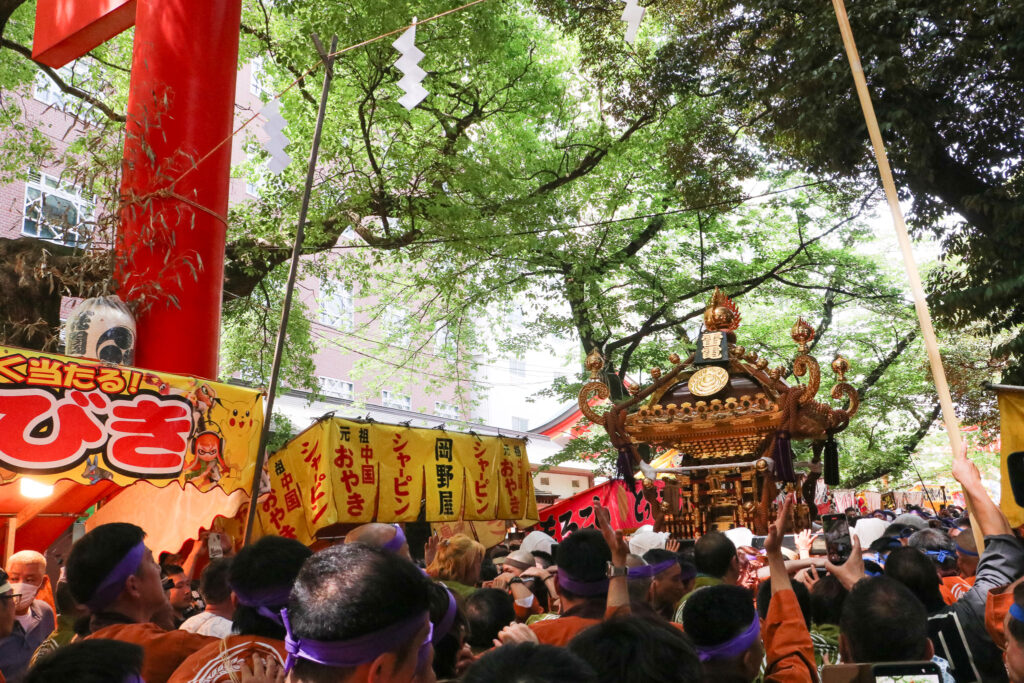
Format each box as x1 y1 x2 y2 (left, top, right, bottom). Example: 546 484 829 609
578 289 861 536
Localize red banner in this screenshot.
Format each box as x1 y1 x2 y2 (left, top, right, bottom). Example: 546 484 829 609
534 479 664 541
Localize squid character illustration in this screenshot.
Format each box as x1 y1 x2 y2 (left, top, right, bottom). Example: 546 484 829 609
184 430 229 488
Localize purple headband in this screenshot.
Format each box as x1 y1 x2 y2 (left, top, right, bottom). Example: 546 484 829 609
232 584 293 624
382 525 406 553
86 541 146 612
955 542 979 557
1010 603 1024 624
925 549 954 565
433 588 457 644
281 607 430 673
556 569 608 597
627 559 678 581
696 616 761 663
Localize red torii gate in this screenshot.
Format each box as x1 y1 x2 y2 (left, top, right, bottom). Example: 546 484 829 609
33 0 243 380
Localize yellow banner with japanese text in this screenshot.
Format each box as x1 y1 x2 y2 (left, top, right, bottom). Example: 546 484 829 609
257 417 537 541
0 344 263 494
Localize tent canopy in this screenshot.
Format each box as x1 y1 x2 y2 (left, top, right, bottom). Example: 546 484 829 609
0 345 264 558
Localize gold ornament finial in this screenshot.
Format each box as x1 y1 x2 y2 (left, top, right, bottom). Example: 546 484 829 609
669 352 681 365
585 348 605 380
831 355 850 382
651 367 662 380
790 318 815 353
704 287 741 332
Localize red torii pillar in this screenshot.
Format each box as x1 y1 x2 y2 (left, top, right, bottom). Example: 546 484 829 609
33 0 242 380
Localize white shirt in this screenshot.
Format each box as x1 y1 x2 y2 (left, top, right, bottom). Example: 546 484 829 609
179 611 233 638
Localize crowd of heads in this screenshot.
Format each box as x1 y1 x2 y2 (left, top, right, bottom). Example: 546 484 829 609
3 486 1023 683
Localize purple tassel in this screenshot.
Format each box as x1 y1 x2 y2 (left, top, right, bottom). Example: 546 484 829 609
773 431 796 483
616 446 637 490
824 434 840 486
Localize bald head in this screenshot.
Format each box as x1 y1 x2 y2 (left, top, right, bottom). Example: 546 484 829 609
345 523 411 560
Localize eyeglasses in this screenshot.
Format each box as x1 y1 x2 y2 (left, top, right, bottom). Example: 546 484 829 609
0 593 20 605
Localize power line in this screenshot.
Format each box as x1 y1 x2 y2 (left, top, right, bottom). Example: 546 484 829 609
244 180 830 254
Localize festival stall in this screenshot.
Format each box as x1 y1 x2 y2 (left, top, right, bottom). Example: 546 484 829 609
255 416 539 544
0 344 264 555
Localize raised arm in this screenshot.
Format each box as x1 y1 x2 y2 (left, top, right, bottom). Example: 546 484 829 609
953 443 1012 538
596 505 630 614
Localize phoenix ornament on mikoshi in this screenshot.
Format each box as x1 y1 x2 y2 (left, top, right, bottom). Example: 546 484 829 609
578 288 860 535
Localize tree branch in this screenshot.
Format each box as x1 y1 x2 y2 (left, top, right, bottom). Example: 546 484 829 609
1 39 127 123
842 401 940 488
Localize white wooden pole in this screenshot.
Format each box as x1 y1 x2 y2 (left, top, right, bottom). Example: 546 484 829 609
830 0 984 549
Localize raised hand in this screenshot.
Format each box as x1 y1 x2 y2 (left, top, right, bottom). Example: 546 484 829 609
595 505 628 566
825 535 866 591
765 493 794 556
424 534 439 567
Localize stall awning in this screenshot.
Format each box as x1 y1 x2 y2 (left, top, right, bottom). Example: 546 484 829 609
256 416 539 544
0 345 264 556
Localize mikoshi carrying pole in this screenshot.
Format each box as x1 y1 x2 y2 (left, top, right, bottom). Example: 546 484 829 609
243 35 339 545
829 0 984 551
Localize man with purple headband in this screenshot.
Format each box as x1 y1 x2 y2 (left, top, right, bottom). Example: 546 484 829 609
284 543 434 683
528 528 614 647
345 523 412 561
169 536 311 683
65 523 214 683
682 495 816 683
638 548 691 621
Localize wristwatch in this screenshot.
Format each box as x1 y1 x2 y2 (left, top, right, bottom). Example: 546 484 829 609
508 577 524 585
606 562 628 578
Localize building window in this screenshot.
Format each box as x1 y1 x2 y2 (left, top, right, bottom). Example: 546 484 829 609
319 376 353 401
249 57 268 98
539 476 550 486
318 285 354 331
22 171 94 247
434 320 453 354
434 401 459 420
382 390 411 411
511 416 529 431
33 60 102 123
509 357 526 378
384 307 411 346
571 480 581 489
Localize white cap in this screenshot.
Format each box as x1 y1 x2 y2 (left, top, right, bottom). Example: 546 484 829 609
628 529 669 556
723 527 754 549
520 530 557 556
852 518 888 549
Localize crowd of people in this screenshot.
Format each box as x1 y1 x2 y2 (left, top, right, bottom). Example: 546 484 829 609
0 445 1022 682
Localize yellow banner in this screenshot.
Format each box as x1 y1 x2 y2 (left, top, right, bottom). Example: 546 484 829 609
423 431 467 522
998 391 1024 527
259 436 316 545
257 418 537 540
328 419 380 524
463 437 500 521
0 345 263 494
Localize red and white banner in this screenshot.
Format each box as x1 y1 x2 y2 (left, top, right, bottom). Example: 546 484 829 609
534 479 664 541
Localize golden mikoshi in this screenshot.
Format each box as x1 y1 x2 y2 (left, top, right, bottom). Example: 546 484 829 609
578 288 860 536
